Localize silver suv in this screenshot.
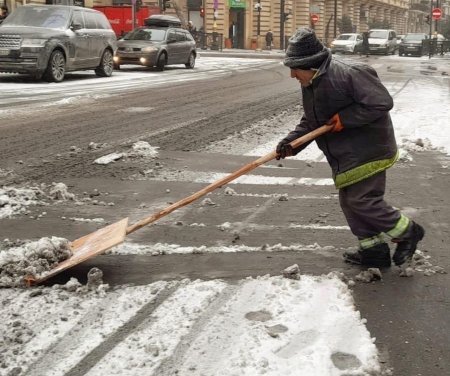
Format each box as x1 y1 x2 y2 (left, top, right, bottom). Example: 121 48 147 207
0 5 117 82
113 15 196 71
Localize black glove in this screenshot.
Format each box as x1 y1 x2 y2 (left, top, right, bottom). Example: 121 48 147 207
276 141 293 160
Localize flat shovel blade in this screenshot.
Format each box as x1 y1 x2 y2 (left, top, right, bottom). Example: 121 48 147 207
28 218 129 285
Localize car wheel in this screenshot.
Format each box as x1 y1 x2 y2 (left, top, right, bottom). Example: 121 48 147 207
156 53 166 71
43 50 65 83
185 52 195 69
95 49 114 77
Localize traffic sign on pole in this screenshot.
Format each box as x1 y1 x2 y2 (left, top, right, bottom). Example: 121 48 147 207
311 14 319 24
432 8 442 20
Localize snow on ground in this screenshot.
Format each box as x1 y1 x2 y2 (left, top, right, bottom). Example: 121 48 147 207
0 182 90 219
94 141 159 165
0 274 381 376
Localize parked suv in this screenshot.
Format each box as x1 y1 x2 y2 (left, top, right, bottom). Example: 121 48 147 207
330 33 363 54
368 29 397 55
113 15 196 71
0 5 117 82
398 33 429 56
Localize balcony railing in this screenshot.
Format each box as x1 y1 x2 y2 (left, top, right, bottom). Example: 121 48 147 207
194 32 224 51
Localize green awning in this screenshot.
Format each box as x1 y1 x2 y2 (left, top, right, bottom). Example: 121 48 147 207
229 0 247 9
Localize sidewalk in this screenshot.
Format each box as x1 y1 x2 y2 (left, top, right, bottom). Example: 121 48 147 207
198 47 286 60
199 47 450 62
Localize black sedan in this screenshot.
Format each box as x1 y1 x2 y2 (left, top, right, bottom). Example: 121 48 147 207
398 33 429 57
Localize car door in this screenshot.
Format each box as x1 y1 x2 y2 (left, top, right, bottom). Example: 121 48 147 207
70 9 90 68
165 29 179 64
82 10 103 66
175 31 191 63
355 34 363 53
94 12 115 55
180 30 194 61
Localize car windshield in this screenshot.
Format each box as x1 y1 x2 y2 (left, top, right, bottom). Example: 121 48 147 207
404 34 426 41
369 30 388 39
1 6 70 29
124 28 166 41
337 35 355 41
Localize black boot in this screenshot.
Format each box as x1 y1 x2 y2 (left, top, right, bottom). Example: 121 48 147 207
343 243 391 268
392 222 425 266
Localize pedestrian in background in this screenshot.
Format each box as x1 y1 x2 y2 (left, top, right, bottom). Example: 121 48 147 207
0 6 8 24
362 30 369 57
187 21 197 37
276 28 425 268
265 30 274 50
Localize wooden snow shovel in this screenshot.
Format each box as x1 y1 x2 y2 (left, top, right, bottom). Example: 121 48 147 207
26 125 331 286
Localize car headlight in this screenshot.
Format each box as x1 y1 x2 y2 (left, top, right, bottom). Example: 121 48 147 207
21 38 47 47
330 42 335 47
141 46 158 52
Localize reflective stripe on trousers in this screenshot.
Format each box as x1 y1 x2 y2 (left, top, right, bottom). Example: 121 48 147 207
338 171 410 249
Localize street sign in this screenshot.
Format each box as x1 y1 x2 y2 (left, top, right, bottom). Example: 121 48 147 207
432 8 442 20
311 14 319 24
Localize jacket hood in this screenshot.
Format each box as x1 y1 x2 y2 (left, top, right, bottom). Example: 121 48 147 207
313 50 333 79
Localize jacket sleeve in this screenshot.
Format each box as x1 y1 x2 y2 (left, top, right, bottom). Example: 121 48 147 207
337 65 393 128
280 114 314 155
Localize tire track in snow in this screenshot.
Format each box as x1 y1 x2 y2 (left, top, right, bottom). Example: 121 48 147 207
62 283 179 376
83 280 228 376
154 283 239 375
23 283 178 376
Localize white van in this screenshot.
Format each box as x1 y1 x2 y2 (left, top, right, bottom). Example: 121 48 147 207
368 29 397 55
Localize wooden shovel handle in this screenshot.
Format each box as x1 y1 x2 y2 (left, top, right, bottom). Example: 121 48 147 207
126 124 331 235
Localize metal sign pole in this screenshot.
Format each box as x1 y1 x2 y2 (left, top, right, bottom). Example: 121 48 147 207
131 0 136 31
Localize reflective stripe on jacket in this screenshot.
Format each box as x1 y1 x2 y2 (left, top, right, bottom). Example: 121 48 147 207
282 52 398 189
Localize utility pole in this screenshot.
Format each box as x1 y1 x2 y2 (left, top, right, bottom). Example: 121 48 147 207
280 0 285 50
255 0 261 51
334 0 337 38
131 0 136 31
429 0 432 58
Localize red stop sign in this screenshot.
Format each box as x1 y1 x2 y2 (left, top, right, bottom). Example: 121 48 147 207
311 14 319 24
432 8 442 20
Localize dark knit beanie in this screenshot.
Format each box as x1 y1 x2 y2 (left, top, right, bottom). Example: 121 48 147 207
284 28 330 70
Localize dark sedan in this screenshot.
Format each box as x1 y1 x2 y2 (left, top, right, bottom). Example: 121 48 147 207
398 33 429 57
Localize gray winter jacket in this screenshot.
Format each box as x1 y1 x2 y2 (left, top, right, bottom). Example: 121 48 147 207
282 53 398 188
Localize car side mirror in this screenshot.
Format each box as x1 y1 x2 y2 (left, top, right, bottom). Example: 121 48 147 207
71 22 82 31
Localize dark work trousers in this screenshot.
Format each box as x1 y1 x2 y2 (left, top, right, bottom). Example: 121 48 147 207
339 171 401 242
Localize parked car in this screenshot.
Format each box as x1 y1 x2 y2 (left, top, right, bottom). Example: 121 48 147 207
368 29 397 55
0 5 117 82
330 33 363 54
113 15 196 71
398 33 429 56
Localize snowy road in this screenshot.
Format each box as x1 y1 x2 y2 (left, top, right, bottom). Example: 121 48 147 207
0 57 280 110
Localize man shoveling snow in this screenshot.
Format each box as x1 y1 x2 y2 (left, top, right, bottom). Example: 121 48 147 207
276 28 425 268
